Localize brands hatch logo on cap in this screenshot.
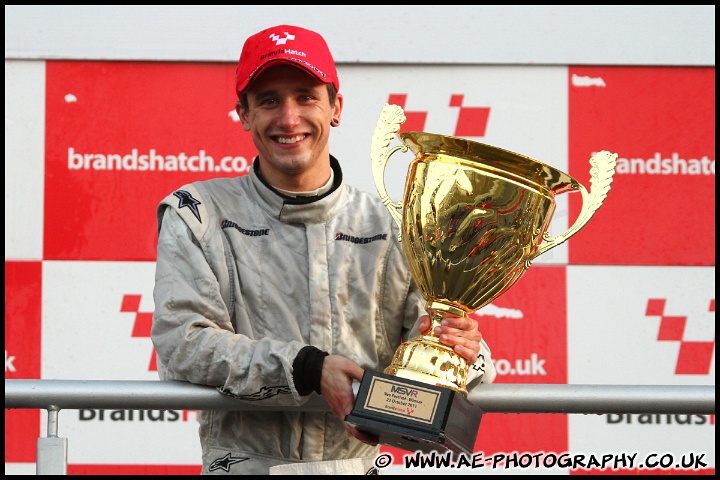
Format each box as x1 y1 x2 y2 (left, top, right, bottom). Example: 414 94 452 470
259 29 308 62
269 31 295 45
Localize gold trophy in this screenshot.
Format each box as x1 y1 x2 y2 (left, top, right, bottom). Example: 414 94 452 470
346 104 618 455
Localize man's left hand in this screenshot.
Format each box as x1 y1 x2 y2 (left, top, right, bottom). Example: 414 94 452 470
418 313 483 364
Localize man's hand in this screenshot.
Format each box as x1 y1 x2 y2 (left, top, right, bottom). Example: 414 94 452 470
417 313 483 364
320 355 379 446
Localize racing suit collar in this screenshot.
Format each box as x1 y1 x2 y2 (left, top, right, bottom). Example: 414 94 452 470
249 156 346 224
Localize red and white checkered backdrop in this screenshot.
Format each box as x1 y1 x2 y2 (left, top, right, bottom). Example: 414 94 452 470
5 60 715 474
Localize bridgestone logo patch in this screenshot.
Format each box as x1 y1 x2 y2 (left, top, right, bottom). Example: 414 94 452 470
221 219 269 237
335 232 387 244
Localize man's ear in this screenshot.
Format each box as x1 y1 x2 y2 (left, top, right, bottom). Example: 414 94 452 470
333 93 344 121
236 103 251 132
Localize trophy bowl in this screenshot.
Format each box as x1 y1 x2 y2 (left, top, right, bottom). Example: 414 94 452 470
371 104 618 396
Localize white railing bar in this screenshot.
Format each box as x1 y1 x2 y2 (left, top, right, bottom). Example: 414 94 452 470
5 379 715 414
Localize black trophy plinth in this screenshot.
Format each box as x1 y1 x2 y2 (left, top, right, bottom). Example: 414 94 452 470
345 370 482 455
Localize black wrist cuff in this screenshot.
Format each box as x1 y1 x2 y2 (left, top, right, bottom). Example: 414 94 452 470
292 346 329 396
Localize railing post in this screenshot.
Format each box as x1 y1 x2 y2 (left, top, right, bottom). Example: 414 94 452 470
36 406 68 475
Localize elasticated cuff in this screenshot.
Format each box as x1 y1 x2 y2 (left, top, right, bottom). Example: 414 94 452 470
292 346 329 396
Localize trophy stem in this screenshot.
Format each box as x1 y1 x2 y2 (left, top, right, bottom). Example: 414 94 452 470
384 302 471 396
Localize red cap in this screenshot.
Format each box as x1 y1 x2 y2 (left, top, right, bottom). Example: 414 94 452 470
235 24 339 97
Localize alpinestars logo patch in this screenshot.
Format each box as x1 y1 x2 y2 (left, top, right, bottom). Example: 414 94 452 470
173 190 202 223
209 452 249 472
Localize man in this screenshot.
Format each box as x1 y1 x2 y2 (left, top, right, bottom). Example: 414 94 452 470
151 24 496 475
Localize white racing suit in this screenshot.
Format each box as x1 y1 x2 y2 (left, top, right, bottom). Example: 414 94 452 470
151 157 496 474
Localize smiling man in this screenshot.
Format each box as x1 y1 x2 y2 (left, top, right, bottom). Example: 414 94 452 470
151 24 496 475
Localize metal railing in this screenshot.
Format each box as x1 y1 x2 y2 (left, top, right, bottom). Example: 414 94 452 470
5 379 715 475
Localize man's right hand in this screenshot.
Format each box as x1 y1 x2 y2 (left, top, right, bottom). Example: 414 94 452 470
320 355 379 446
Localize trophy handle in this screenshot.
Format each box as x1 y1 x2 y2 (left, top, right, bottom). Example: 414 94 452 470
531 150 618 259
371 104 409 241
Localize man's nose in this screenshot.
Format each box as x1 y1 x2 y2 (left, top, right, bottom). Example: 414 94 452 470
276 101 301 127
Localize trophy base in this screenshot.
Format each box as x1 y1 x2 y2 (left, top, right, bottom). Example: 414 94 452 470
345 370 482 455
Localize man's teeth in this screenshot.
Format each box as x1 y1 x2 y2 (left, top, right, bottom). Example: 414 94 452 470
277 135 305 144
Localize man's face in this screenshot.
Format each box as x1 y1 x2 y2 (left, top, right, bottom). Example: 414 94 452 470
239 64 342 190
